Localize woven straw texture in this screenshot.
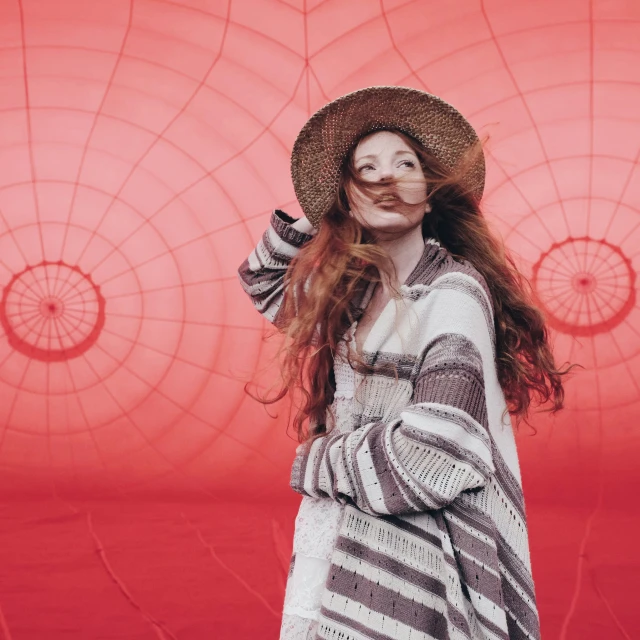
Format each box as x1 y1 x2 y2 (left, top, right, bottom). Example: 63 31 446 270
290 86 485 228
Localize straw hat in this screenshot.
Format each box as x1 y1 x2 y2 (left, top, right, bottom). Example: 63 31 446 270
290 85 485 229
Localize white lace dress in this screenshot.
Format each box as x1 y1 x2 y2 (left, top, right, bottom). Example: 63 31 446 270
279 322 359 640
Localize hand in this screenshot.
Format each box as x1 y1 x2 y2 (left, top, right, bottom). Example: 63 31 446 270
291 215 317 236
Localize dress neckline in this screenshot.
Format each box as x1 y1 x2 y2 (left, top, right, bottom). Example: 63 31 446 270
344 238 442 358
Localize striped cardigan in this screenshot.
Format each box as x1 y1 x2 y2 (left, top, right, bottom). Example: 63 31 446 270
238 209 541 640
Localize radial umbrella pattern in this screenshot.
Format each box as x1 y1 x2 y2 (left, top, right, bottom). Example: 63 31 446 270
0 0 306 498
1 260 106 361
0 0 636 496
0 0 637 638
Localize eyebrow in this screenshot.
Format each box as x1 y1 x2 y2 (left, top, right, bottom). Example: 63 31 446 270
355 150 415 162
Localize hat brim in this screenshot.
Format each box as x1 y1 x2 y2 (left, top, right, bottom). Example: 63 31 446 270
290 85 485 228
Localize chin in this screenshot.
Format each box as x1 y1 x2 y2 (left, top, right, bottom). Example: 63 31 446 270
364 211 422 234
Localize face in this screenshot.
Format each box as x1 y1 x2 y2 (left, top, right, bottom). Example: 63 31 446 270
346 130 431 238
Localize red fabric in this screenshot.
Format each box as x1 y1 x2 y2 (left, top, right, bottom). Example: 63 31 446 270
0 1 637 637
0 498 637 639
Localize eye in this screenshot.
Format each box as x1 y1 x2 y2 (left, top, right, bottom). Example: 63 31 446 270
401 160 416 168
357 164 374 172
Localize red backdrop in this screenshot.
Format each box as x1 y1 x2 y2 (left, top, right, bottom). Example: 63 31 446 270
0 0 637 638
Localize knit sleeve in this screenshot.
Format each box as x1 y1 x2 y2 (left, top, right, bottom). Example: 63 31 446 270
237 209 315 329
289 282 497 515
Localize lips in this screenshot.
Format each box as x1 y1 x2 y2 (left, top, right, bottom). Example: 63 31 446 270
376 200 398 207
374 194 398 204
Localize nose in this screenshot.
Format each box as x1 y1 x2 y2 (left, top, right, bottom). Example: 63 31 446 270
378 165 394 181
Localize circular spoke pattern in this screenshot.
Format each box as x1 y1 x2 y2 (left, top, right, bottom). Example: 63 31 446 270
0 5 637 638
1 261 105 361
532 237 635 336
0 0 636 503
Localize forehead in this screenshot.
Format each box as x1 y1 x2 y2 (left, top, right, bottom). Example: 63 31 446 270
353 130 415 158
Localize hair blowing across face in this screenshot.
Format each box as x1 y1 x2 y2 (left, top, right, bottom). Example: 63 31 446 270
245 128 581 446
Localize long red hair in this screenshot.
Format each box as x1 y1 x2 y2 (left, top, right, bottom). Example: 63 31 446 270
245 128 581 445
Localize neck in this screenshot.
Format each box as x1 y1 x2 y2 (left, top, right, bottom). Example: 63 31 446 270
374 225 428 293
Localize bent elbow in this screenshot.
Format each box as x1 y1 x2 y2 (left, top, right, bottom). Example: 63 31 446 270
420 465 491 510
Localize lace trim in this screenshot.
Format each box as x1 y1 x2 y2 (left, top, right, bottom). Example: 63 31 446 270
282 606 319 621
280 613 318 640
283 328 357 636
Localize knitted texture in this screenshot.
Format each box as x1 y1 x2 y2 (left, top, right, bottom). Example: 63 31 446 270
238 209 540 640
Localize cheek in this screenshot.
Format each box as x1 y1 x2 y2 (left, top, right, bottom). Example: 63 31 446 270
407 179 428 200
347 187 371 209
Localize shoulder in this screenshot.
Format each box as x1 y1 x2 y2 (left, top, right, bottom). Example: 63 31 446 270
406 246 497 361
414 244 494 319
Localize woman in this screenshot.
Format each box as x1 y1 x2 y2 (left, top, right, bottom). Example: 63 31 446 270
238 86 576 640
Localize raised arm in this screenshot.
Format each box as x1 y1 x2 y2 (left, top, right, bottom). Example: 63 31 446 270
289 278 497 515
237 209 317 328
